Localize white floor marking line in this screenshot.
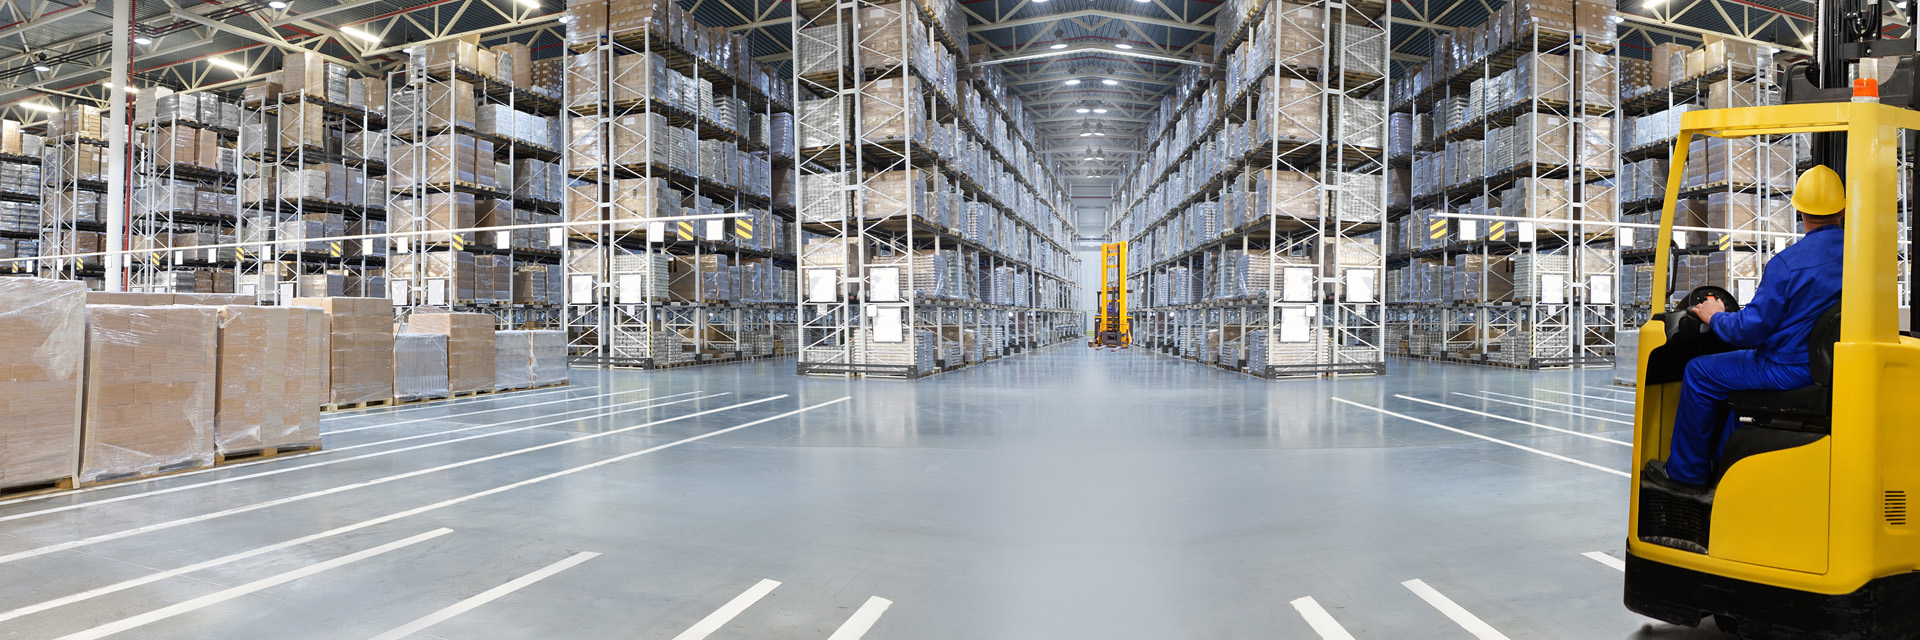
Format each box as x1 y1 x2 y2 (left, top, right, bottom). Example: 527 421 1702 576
0 395 785 566
1401 579 1513 640
0 398 848 623
1531 388 1635 404
826 596 894 640
1480 390 1634 417
1394 395 1631 446
321 385 586 421
672 579 783 640
0 392 714 523
53 528 454 640
367 551 601 640
1452 393 1634 426
0 390 692 510
1289 596 1358 640
1583 552 1626 571
1334 398 1630 478
324 387 649 434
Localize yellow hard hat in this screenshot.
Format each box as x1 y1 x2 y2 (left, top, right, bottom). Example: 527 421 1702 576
1793 165 1845 216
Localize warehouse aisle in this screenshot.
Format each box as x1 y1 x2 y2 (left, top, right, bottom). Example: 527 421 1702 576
0 347 1722 639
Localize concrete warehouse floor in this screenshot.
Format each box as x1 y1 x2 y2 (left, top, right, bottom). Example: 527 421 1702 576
0 346 1741 639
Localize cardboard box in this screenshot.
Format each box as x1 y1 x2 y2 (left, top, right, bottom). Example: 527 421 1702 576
289 296 396 405
81 305 219 483
394 332 452 401
407 311 496 393
213 306 324 455
0 278 85 487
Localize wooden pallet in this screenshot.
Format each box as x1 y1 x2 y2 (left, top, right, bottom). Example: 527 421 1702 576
216 443 323 466
0 476 75 500
451 388 497 398
322 397 396 413
393 394 453 406
81 459 215 488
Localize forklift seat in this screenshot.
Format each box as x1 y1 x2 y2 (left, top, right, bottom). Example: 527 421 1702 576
1723 303 1843 434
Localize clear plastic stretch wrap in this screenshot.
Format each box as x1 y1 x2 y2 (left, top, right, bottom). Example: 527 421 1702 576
290 297 396 405
0 278 85 487
529 330 567 386
494 330 535 391
82 304 219 483
212 306 325 455
394 333 451 401
407 311 495 393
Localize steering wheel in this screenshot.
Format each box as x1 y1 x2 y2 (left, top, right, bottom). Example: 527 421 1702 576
1665 285 1741 341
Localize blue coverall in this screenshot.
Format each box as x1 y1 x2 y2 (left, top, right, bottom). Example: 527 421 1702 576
1666 224 1846 485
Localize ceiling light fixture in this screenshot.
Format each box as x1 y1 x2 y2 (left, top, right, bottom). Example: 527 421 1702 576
1093 108 1108 114
344 26 379 41
1101 79 1118 85
1075 108 1090 113
21 102 56 113
133 36 152 45
1064 79 1080 85
1051 43 1068 49
209 58 248 71
31 55 48 72
268 0 287 7
1116 44 1132 49
1050 28 1068 49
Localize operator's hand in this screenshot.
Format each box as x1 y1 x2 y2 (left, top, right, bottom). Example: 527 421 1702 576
1692 295 1727 324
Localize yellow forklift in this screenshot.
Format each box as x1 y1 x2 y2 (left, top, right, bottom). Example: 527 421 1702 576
1092 242 1130 348
1625 7 1920 635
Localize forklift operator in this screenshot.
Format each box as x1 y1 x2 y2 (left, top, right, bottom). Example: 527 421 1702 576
1644 165 1848 492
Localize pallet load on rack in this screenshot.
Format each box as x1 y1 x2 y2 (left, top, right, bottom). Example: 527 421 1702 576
395 332 453 402
79 304 218 484
211 305 325 460
293 296 397 409
0 278 84 494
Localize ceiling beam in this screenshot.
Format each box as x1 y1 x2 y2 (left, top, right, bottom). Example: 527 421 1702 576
966 9 1212 34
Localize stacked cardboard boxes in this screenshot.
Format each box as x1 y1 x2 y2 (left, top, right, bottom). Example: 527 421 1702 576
290 296 396 406
0 279 85 488
394 332 453 401
409 311 496 393
81 305 219 483
213 305 324 455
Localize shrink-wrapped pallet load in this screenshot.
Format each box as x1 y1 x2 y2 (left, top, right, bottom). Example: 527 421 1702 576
394 332 452 401
494 330 536 390
212 305 325 456
81 305 219 483
290 296 396 406
0 278 85 489
408 311 496 393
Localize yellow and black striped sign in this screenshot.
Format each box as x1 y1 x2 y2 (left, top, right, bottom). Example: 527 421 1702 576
236 247 248 260
1429 219 1447 240
676 220 695 241
329 241 343 258
450 234 466 251
1716 234 1732 251
1488 221 1506 241
734 218 753 240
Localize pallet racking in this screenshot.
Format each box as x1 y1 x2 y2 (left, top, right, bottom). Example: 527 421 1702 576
791 0 1081 378
1109 0 1392 378
1384 0 1619 369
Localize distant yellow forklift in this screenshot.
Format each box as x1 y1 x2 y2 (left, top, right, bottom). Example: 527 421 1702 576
1624 33 1920 638
1092 242 1130 348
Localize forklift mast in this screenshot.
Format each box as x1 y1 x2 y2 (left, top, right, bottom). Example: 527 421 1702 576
1782 0 1920 334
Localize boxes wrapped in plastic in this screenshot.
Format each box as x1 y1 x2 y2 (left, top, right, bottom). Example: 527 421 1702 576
0 278 85 487
213 306 324 455
394 332 452 401
289 296 396 406
81 305 218 483
408 311 496 393
494 330 536 390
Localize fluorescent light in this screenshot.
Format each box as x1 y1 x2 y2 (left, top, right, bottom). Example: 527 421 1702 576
1116 44 1132 49
31 64 48 72
1083 156 1096 161
516 0 538 7
1101 79 1118 85
133 36 152 45
1075 108 1090 113
343 26 378 41
209 58 248 71
1064 79 1080 85
1050 43 1067 49
1080 132 1091 137
268 0 287 7
1094 131 1105 136
1093 108 1108 113
21 103 56 113
103 82 136 93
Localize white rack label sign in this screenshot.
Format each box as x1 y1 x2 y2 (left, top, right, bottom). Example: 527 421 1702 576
1588 274 1614 305
869 267 901 302
569 274 595 304
1541 274 1566 304
618 274 644 304
427 278 448 306
1344 268 1376 303
391 281 410 306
